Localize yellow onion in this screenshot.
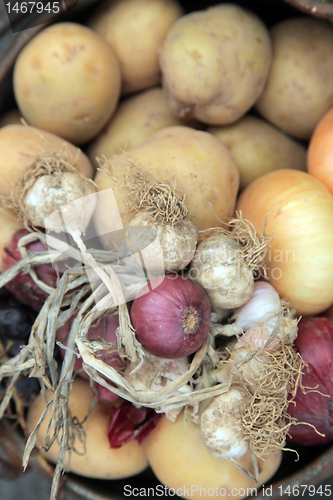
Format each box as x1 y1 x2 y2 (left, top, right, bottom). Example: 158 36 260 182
236 169 333 316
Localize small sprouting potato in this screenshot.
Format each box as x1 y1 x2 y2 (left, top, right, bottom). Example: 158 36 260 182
87 87 196 168
93 126 239 249
13 22 121 145
255 17 333 140
208 115 307 191
159 3 272 125
89 0 183 95
143 412 282 500
27 378 149 479
0 124 94 199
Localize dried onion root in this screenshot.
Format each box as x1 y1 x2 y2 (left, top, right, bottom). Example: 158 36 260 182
97 158 198 272
197 304 305 480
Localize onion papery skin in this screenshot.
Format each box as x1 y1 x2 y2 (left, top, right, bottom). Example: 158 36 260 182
2 228 57 311
287 317 333 445
236 169 333 316
131 275 211 359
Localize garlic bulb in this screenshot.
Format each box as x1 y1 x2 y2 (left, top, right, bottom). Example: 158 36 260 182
199 387 249 459
232 282 280 330
127 212 198 272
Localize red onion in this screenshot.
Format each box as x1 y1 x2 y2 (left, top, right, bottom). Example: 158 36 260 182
108 401 162 448
2 228 57 311
57 313 123 402
288 317 333 445
130 275 211 359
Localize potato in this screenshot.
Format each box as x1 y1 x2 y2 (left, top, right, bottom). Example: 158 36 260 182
143 412 282 500
87 87 197 168
27 378 149 479
255 17 333 140
89 0 183 95
159 4 272 125
93 126 239 248
13 22 121 145
0 124 94 199
208 115 306 191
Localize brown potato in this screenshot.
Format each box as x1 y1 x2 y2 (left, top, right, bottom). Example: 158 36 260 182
27 378 149 479
144 412 282 500
93 126 239 249
255 17 333 140
160 4 272 125
87 87 197 168
13 23 121 145
208 115 306 191
89 0 183 95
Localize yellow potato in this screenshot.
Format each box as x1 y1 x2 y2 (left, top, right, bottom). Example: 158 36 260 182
87 87 197 168
13 22 121 145
93 126 239 248
144 412 282 500
27 378 149 479
255 17 333 140
159 4 272 125
89 0 183 95
208 115 306 191
0 124 94 200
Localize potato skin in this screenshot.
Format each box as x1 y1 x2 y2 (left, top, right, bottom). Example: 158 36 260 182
255 17 333 140
144 412 282 500
0 124 94 200
89 0 183 95
93 126 239 248
87 87 194 168
27 378 149 479
160 4 272 125
209 115 306 191
13 23 121 145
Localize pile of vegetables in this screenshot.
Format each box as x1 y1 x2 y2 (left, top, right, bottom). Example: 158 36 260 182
0 1 333 499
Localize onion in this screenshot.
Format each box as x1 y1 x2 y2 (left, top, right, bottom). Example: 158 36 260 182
237 169 333 316
287 317 333 445
130 275 211 358
2 228 57 310
308 106 333 196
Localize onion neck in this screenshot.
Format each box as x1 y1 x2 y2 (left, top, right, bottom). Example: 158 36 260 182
182 306 200 334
